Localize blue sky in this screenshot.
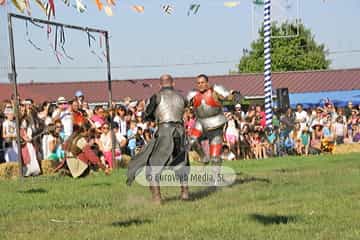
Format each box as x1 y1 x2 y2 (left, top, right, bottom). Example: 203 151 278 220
0 0 360 83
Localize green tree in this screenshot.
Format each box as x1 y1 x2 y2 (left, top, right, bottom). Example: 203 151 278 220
238 22 331 73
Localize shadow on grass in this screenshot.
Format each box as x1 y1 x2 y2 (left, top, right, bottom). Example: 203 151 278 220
111 219 151 227
273 168 299 173
228 173 271 188
164 174 270 203
18 188 47 194
249 213 298 225
88 182 112 187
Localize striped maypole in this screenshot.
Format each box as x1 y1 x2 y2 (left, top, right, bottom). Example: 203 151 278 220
263 0 273 127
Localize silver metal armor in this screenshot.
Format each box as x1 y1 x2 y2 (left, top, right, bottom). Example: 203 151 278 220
187 84 231 130
155 88 186 124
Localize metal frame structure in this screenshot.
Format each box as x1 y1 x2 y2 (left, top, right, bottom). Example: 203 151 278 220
7 13 115 177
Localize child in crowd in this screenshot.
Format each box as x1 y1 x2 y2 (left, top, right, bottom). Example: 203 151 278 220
99 122 113 169
300 127 310 156
265 127 277 157
220 145 236 161
2 108 18 162
127 120 138 157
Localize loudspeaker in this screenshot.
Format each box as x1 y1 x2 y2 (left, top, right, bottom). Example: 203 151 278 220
276 88 290 110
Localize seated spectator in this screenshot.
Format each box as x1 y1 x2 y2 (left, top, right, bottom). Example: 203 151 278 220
265 127 277 157
300 127 310 156
127 120 137 157
278 122 289 156
98 122 113 169
135 127 145 152
353 124 360 142
221 145 236 161
143 129 152 145
59 121 109 178
90 105 106 127
333 116 346 145
250 131 266 159
290 122 302 155
42 123 63 161
310 122 323 154
239 124 251 160
322 120 334 142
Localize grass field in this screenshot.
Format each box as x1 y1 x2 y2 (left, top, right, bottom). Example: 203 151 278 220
1 153 360 240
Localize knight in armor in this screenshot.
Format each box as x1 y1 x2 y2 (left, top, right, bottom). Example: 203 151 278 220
187 74 234 175
126 74 189 205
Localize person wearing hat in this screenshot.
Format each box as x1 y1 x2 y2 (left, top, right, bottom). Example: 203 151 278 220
52 97 73 141
310 121 323 153
74 90 87 110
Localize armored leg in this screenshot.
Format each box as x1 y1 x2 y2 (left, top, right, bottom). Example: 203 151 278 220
208 130 224 186
189 122 209 164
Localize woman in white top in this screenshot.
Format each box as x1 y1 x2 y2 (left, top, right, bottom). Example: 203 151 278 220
20 114 41 177
2 109 18 162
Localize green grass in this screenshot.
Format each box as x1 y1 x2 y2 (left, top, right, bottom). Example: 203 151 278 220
1 153 360 240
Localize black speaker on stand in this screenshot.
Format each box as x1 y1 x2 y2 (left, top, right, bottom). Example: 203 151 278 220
276 88 290 111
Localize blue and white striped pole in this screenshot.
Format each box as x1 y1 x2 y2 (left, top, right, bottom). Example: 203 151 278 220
263 0 273 128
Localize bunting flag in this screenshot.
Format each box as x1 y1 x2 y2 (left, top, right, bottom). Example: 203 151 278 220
162 4 174 15
62 0 70 7
74 0 86 13
45 3 54 18
24 0 31 15
11 0 26 13
95 0 103 11
104 5 113 16
0 0 6 6
131 5 144 13
45 0 55 19
224 1 240 8
187 3 200 16
34 0 46 14
107 0 116 6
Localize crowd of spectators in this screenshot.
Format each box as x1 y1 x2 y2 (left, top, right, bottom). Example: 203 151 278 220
1 90 360 176
217 101 360 160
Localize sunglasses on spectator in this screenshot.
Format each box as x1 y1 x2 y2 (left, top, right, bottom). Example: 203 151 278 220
102 126 109 129
55 125 62 129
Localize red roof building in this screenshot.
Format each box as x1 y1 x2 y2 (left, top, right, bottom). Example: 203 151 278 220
1 68 360 104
